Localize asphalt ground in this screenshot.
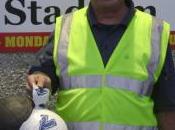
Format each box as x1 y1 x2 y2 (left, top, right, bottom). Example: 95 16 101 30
0 53 56 109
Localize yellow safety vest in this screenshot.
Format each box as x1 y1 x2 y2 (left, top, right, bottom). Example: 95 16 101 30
53 7 170 130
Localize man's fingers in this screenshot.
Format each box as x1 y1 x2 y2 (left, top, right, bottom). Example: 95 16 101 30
27 73 51 91
27 75 38 91
37 75 48 88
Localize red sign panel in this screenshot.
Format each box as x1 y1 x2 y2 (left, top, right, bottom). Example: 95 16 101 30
0 32 50 52
0 31 175 52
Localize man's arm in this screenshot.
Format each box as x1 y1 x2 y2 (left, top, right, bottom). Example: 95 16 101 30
152 45 175 130
28 32 59 94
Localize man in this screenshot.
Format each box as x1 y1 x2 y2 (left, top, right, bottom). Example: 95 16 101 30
27 0 175 129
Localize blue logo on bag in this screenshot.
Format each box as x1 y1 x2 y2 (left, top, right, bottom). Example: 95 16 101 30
39 115 57 130
36 88 48 96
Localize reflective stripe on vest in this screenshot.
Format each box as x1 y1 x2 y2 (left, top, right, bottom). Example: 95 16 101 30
66 122 157 130
59 75 149 95
57 12 163 96
58 13 73 75
145 17 163 96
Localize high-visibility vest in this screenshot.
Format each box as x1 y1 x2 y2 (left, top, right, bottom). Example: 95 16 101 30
53 7 170 130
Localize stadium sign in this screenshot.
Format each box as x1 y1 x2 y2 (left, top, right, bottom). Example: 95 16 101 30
0 0 175 52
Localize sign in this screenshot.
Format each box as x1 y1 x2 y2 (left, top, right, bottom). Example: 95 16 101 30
0 0 175 52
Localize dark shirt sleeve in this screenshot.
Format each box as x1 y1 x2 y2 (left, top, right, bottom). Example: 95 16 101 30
152 45 175 112
28 32 59 94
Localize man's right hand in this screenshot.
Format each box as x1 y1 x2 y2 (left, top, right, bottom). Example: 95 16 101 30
27 72 51 91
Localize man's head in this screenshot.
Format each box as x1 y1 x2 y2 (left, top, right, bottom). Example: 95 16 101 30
90 0 127 9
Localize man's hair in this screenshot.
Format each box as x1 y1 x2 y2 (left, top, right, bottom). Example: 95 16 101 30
125 0 132 6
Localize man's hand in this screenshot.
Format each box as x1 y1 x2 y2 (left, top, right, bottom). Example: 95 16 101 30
27 72 51 91
156 111 175 130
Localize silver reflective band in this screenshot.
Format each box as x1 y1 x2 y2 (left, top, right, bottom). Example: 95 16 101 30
105 124 157 130
144 17 163 96
107 76 145 94
59 75 102 89
60 75 149 96
58 13 73 75
67 122 157 130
